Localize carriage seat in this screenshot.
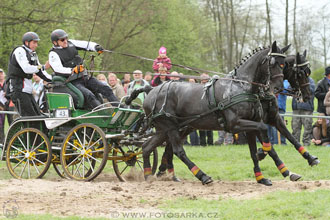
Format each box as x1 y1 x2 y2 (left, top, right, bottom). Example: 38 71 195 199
52 75 85 109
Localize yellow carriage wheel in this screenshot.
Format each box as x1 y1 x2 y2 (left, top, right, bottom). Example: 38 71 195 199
60 123 109 181
112 145 158 182
6 128 52 179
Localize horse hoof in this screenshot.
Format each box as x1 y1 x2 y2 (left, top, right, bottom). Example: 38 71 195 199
172 176 181 182
308 155 320 167
257 178 272 186
201 175 213 185
144 175 151 181
256 148 267 161
156 171 166 178
289 173 302 181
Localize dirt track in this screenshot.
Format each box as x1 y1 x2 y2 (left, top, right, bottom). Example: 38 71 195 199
1 172 330 218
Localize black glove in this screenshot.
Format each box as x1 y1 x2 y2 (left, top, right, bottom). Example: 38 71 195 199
95 45 104 54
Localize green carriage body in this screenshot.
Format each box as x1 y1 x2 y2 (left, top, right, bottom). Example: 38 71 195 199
1 83 157 181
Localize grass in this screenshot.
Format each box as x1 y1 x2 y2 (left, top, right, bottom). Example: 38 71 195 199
161 190 330 220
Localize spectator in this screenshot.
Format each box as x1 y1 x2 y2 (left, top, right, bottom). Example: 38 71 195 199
323 87 330 115
96 74 109 86
0 69 15 125
170 71 181 81
215 131 233 145
108 73 125 100
0 69 6 143
315 66 330 115
144 71 152 83
127 70 149 102
267 80 290 145
121 73 131 94
188 78 196 83
291 77 315 146
32 74 44 108
153 46 172 73
151 67 169 87
199 73 213 146
311 113 330 146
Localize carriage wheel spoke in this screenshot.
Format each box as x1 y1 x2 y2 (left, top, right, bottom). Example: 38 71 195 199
74 158 84 177
13 157 25 170
86 137 102 151
74 131 84 149
27 159 31 178
67 141 81 151
27 131 31 151
30 140 46 153
82 157 85 178
137 160 143 170
83 126 86 148
64 152 81 156
10 145 25 155
33 157 46 165
86 153 101 163
120 165 129 175
66 154 81 167
86 157 94 173
19 160 28 178
87 129 96 147
17 136 28 151
31 159 40 175
31 133 38 152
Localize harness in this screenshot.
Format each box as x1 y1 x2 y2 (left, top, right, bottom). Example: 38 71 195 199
149 79 260 131
146 50 283 131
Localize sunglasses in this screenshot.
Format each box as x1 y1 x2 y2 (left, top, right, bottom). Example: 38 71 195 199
59 38 68 42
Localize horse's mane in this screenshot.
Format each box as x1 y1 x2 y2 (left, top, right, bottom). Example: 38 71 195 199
234 46 270 71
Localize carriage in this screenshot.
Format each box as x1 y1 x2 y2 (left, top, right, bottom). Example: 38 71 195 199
0 76 158 181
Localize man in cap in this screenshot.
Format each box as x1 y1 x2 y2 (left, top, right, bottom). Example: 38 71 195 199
127 70 149 102
315 66 330 115
7 32 52 116
48 29 119 108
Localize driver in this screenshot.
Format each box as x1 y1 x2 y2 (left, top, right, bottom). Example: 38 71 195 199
48 29 119 108
7 32 52 116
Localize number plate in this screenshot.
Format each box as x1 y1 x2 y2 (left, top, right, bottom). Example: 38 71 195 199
55 109 70 118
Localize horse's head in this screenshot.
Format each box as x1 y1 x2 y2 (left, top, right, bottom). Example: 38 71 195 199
267 41 290 94
284 50 311 102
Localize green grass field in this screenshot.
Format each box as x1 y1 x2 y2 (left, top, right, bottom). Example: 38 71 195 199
1 144 330 219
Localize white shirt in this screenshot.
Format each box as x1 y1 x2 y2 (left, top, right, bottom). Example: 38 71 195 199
49 40 98 75
11 45 51 94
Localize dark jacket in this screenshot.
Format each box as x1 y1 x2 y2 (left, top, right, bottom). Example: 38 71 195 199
292 77 315 111
315 77 330 114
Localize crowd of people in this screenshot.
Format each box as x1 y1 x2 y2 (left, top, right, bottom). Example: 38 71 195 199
1 29 330 148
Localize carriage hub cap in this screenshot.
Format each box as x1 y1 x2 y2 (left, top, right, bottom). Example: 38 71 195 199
25 152 30 158
80 149 86 155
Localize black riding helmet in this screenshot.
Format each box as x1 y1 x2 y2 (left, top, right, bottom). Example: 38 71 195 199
51 29 68 42
22 32 40 45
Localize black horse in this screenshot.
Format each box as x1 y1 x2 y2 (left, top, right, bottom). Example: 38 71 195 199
242 50 318 185
140 41 288 184
153 50 318 186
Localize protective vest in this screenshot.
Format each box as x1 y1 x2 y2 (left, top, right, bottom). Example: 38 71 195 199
50 41 83 68
7 46 37 79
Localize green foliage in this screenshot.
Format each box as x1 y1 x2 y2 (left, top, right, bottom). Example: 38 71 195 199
312 66 326 84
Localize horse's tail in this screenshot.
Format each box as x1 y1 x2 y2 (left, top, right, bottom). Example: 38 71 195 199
125 85 153 105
